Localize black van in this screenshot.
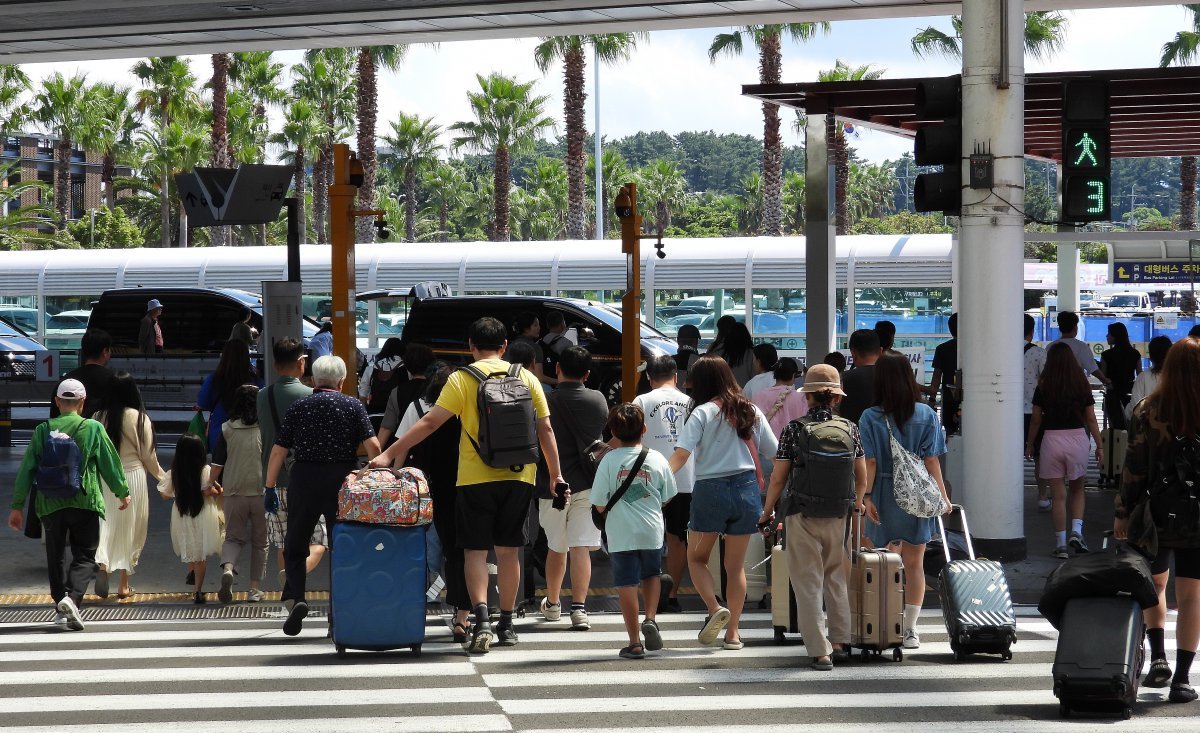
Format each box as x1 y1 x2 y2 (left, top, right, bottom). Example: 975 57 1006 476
397 290 677 403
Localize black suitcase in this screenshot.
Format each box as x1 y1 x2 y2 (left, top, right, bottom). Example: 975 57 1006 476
937 507 1018 661
1053 596 1145 719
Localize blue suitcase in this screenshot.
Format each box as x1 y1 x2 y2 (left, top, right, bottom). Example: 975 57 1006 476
331 522 427 656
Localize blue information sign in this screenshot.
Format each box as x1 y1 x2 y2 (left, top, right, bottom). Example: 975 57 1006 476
1113 261 1200 284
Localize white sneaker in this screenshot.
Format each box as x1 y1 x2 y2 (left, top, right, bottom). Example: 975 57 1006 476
246 588 265 603
52 612 68 626
540 596 561 622
902 629 920 649
56 597 84 631
570 608 590 630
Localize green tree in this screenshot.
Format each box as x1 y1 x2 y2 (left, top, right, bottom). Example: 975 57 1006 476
450 73 555 242
294 49 356 244
91 84 142 210
27 73 103 229
848 161 898 224
1161 4 1200 229
518 156 569 239
270 99 328 245
783 171 805 233
133 120 209 247
382 112 443 242
0 163 60 250
132 56 199 247
535 33 644 239
817 61 886 234
709 23 830 236
738 171 763 234
230 51 287 245
67 206 143 249
208 53 232 246
354 46 406 243
586 148 634 236
0 65 30 133
911 11 1069 60
422 162 470 241
850 211 954 235
636 159 687 232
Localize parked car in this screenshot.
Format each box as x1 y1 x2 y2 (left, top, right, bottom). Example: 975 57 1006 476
43 309 91 352
0 317 48 380
0 305 38 335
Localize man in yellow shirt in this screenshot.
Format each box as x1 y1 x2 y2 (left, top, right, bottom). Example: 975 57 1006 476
371 316 564 654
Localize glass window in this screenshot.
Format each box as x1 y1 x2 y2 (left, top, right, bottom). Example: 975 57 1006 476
852 287 952 335
44 294 97 352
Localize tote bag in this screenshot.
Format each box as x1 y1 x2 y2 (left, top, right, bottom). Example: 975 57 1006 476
885 415 945 518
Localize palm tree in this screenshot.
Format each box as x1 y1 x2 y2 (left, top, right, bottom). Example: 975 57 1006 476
521 156 569 239
710 23 830 237
229 51 287 163
738 171 764 234
207 53 232 246
0 65 30 133
783 171 805 233
134 120 209 247
1161 4 1200 229
294 50 356 244
636 159 687 232
0 162 59 251
422 162 469 241
450 73 555 242
132 57 198 247
381 112 443 242
534 33 644 239
817 60 886 234
586 148 633 236
354 46 406 243
270 99 327 245
27 73 103 229
88 84 142 210
911 11 1068 60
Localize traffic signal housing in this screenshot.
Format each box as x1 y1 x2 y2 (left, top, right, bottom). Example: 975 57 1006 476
1060 79 1111 222
913 75 962 216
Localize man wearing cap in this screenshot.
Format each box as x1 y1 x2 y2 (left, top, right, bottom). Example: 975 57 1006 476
757 364 866 671
8 379 131 631
139 299 164 354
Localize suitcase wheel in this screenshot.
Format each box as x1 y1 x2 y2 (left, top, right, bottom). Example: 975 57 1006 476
953 649 965 662
335 645 347 658
1122 706 1132 721
1002 650 1013 661
892 648 903 662
1059 703 1070 718
411 644 422 656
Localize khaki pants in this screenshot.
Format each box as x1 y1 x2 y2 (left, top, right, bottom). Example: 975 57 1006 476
220 494 269 582
785 513 851 658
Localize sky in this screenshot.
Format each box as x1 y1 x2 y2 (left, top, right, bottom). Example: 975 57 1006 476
17 4 1191 166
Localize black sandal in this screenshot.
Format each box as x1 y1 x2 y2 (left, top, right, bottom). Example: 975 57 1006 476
1145 658 1172 688
452 621 471 644
619 644 646 659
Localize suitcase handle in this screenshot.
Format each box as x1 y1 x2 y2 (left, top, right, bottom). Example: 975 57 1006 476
936 504 976 563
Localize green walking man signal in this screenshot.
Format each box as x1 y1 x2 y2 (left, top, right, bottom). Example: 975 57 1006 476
1072 132 1100 168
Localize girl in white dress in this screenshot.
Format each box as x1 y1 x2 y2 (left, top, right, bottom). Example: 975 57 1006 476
158 433 223 603
95 373 165 599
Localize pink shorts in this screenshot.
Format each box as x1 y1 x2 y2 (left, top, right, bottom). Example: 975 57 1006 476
1038 429 1090 481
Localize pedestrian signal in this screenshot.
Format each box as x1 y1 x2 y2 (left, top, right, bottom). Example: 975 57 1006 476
1061 79 1110 222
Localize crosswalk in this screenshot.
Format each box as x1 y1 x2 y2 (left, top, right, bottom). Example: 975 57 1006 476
0 606 1196 731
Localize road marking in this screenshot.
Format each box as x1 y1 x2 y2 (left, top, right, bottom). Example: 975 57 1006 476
0 716 513 733
519 720 1196 733
0 661 477 686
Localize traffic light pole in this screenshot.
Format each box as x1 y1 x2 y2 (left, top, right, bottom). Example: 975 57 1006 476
958 0 1027 561
616 183 642 404
329 143 360 397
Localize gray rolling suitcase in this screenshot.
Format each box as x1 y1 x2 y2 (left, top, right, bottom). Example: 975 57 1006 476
936 506 1018 661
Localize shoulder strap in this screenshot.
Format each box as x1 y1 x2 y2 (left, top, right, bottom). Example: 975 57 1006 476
1024 342 1035 353
463 364 488 383
765 388 792 422
415 400 428 419
604 448 649 514
267 384 282 432
507 362 523 378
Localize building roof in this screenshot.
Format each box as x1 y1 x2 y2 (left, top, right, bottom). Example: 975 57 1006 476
744 66 1200 160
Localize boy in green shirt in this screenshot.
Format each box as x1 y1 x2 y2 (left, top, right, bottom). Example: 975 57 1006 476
8 379 131 630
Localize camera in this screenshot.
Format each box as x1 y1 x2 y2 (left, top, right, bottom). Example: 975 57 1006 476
374 218 391 239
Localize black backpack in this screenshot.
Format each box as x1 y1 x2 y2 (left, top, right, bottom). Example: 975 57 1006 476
1147 435 1200 547
784 415 857 518
366 358 405 414
36 421 85 500
462 363 540 471
542 334 570 378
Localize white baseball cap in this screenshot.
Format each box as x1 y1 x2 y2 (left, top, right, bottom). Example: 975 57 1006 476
57 378 87 400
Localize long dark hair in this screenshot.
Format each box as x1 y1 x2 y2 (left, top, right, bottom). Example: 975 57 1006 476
1107 322 1133 349
102 371 148 454
1037 342 1092 425
872 350 921 428
171 433 208 518
1148 337 1200 438
376 337 404 361
1147 335 1172 374
211 340 255 411
424 362 454 404
227 383 260 426
688 355 757 439
720 322 754 368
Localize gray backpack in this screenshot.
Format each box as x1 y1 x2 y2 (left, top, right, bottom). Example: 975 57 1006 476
785 415 857 518
462 363 540 472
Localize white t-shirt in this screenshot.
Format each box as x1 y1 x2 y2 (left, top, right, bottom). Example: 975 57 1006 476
742 371 776 400
1055 336 1099 376
1127 370 1159 421
634 386 695 493
1022 342 1046 415
677 401 778 482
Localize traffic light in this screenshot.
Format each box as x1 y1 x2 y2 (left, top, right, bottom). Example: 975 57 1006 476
913 75 962 216
1060 79 1110 222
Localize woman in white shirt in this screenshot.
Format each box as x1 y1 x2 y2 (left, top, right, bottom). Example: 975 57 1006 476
1126 336 1171 422
668 356 778 652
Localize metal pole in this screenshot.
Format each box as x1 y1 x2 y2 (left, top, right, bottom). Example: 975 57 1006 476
329 144 359 397
959 0 1026 560
803 114 836 366
89 209 95 248
617 183 641 402
594 43 604 240
285 197 300 282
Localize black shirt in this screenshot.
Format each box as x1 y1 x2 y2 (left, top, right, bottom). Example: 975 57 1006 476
1032 386 1095 431
276 388 373 463
545 382 610 495
50 363 114 418
1101 345 1141 398
838 364 876 424
932 338 958 392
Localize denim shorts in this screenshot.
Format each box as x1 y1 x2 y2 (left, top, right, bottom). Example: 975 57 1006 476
689 470 761 536
610 548 663 588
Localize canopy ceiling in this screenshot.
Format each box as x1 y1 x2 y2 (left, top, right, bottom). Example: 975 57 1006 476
0 1 1177 64
744 66 1200 160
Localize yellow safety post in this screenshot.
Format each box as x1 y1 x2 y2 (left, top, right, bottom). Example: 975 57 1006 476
615 183 642 404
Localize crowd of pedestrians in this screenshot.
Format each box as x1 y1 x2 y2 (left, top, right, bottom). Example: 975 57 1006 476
6 306 1200 703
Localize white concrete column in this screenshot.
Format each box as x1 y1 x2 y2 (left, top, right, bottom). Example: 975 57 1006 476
805 114 836 366
959 0 1027 559
1057 243 1080 313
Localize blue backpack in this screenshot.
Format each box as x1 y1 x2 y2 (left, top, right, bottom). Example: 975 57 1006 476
36 421 84 500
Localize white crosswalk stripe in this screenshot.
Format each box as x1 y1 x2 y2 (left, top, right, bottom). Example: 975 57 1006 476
0 606 1193 731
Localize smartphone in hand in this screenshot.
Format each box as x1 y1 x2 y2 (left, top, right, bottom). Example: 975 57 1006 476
552 482 570 510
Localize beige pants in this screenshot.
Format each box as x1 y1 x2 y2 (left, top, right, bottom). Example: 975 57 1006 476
220 494 269 582
785 513 851 658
